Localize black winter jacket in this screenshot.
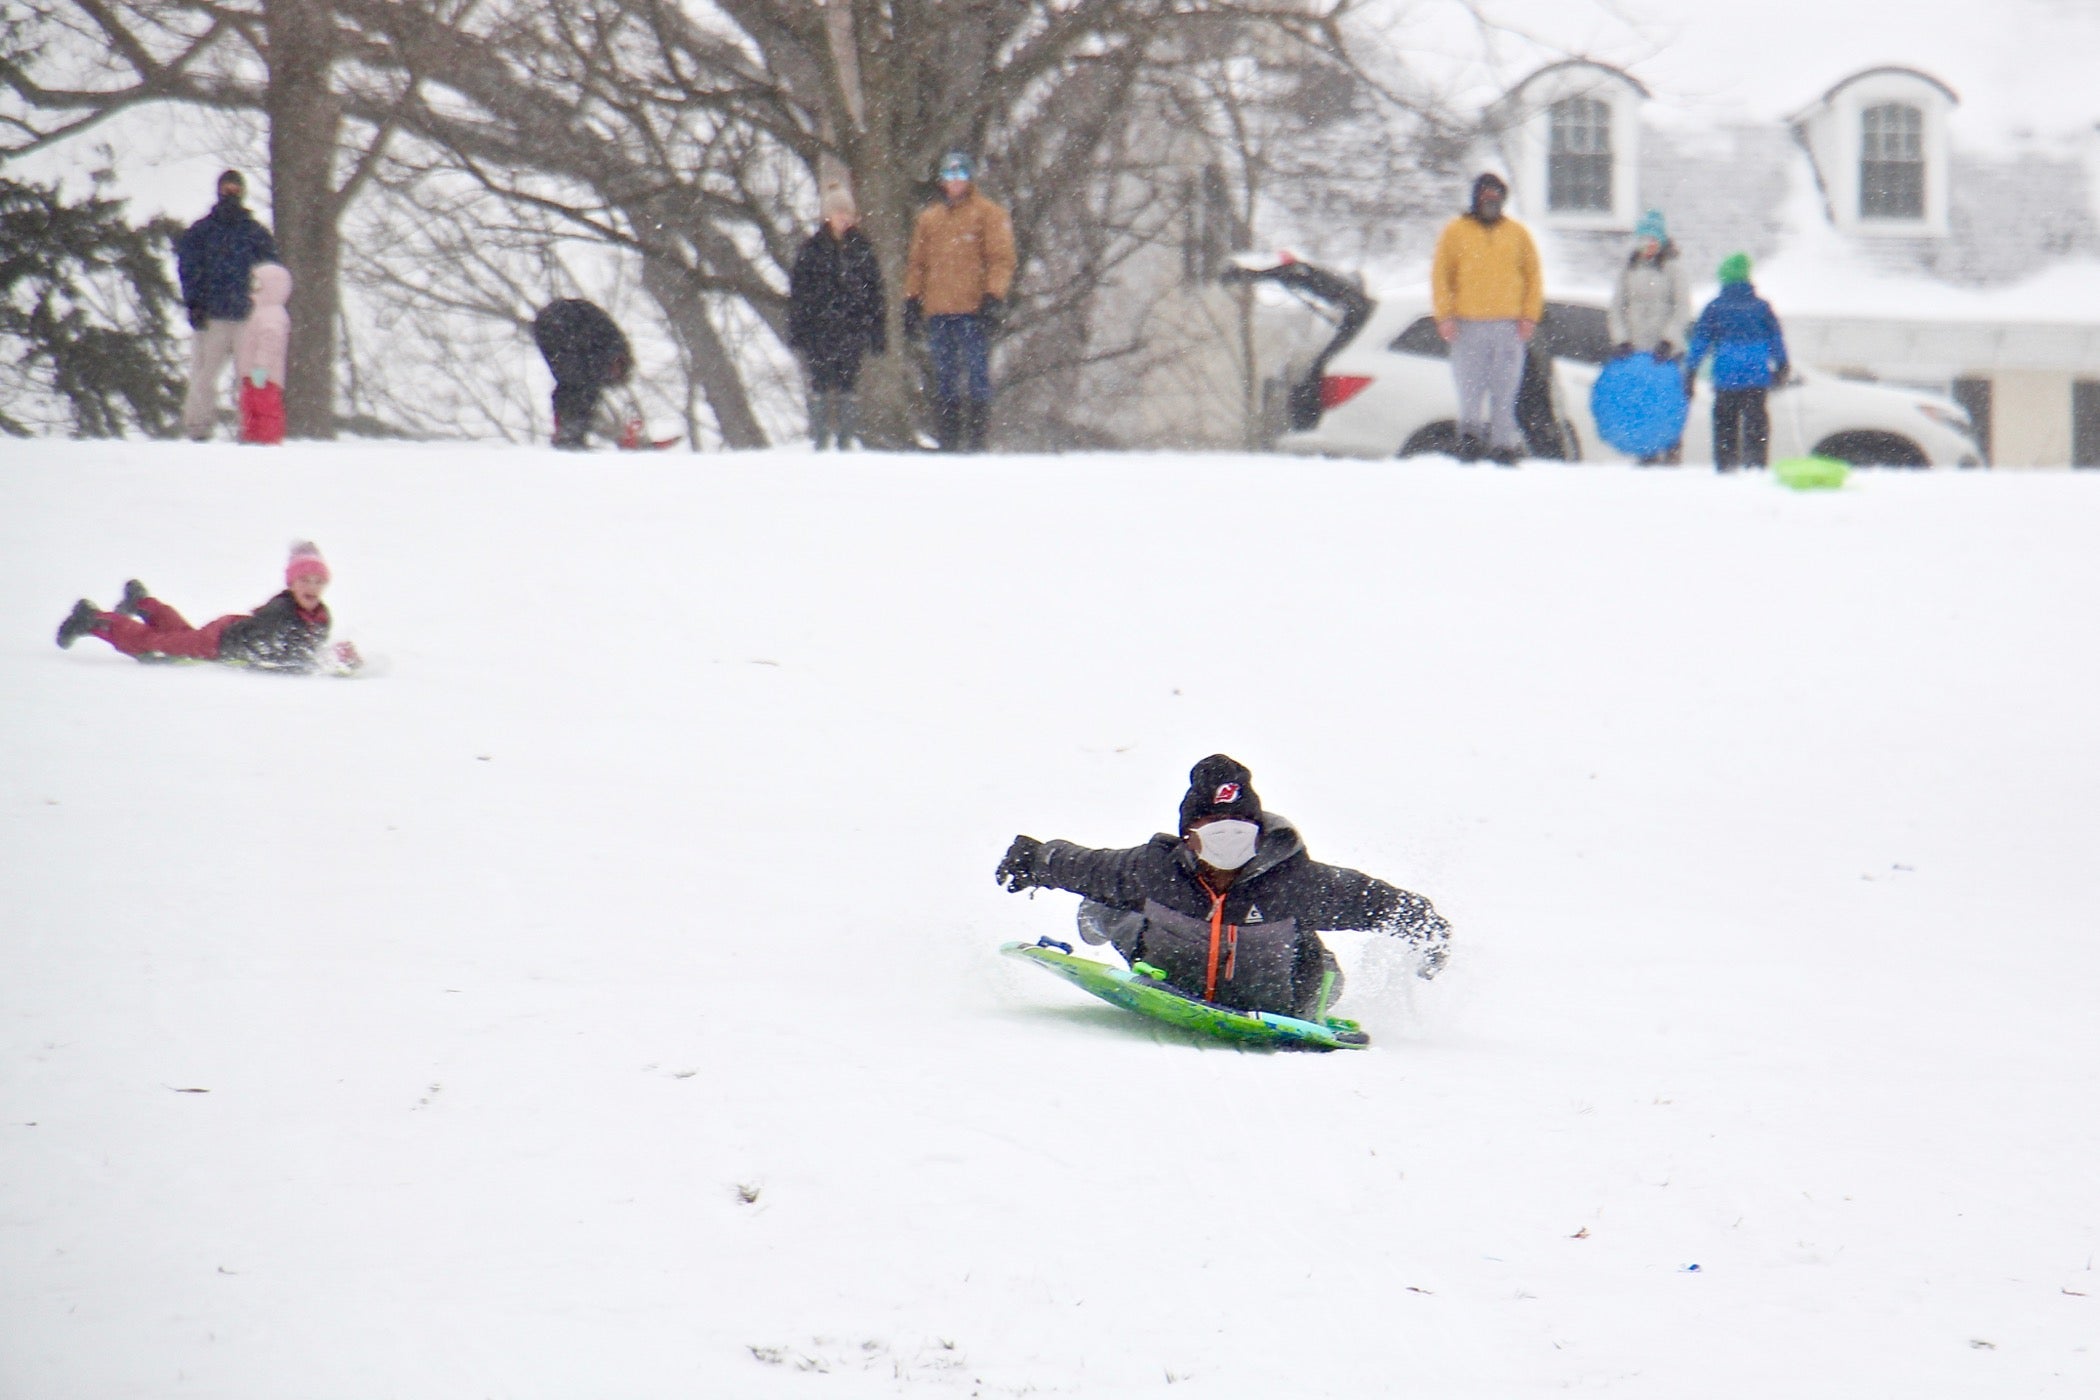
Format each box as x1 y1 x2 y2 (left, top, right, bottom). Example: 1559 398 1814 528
218 592 331 670
176 197 279 322
787 226 887 364
532 300 632 389
1027 814 1449 1015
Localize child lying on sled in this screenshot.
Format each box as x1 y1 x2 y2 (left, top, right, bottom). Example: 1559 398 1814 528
994 754 1451 1019
57 541 357 674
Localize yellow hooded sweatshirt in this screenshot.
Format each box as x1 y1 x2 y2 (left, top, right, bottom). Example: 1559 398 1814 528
1431 214 1544 324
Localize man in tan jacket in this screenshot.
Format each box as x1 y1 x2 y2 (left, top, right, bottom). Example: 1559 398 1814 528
903 151 1015 451
1431 172 1544 465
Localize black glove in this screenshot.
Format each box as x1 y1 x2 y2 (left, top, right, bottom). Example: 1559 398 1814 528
187 304 208 331
1613 342 1635 359
901 298 924 344
995 835 1044 892
979 295 1005 333
1770 365 1792 389
1654 340 1676 360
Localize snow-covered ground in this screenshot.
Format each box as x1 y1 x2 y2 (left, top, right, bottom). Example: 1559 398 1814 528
4 441 2097 1398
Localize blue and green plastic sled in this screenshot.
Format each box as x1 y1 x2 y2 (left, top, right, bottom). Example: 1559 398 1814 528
1001 938 1370 1050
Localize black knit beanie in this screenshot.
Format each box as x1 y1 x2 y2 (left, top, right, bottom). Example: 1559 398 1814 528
1178 754 1262 833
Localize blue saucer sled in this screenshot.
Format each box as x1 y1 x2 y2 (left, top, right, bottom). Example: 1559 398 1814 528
1002 939 1370 1050
1590 353 1689 457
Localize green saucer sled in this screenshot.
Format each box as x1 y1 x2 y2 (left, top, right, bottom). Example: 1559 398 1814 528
1002 939 1370 1050
1774 455 1849 490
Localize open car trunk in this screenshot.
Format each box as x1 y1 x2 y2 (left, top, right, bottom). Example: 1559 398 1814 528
1219 256 1373 433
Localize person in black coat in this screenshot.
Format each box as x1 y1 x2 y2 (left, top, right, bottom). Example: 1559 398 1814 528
532 299 633 449
175 170 279 440
787 188 887 449
994 755 1452 1019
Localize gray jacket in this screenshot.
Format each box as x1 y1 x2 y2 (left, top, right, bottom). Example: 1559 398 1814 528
1609 245 1689 353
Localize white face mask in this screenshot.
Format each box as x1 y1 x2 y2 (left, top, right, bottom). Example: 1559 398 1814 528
1190 819 1260 871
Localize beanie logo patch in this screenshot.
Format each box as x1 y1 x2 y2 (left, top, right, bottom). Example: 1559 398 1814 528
1214 783 1241 805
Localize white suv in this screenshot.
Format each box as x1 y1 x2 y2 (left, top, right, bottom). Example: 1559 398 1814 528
1227 259 1983 467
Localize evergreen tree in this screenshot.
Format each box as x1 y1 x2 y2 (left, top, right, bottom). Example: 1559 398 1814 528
0 173 184 437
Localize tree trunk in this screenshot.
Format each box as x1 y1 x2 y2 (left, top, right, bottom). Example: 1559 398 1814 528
263 0 342 438
638 254 769 449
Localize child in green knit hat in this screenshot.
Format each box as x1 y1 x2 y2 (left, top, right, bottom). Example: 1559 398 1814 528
1683 252 1790 470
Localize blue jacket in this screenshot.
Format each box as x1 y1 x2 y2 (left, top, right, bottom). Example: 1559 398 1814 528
1686 283 1789 391
176 198 279 322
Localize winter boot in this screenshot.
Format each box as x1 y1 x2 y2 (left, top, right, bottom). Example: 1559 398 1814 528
1454 433 1486 464
115 580 150 619
552 412 591 450
1490 443 1522 468
934 397 964 452
961 400 989 453
56 599 102 649
834 393 861 450
1076 901 1145 962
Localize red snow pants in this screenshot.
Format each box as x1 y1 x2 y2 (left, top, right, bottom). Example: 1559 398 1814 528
239 381 286 445
94 599 237 660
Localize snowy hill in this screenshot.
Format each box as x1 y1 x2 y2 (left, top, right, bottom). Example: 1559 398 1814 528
4 441 2097 1397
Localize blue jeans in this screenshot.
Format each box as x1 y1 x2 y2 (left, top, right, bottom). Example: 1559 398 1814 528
927 314 991 403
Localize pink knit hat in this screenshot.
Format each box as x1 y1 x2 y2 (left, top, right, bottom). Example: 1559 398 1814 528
285 541 331 586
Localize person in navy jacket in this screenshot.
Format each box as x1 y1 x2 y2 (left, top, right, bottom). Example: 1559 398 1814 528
175 171 279 441
1684 252 1791 471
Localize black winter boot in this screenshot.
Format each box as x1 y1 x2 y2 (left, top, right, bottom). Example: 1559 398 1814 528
116 580 150 619
56 599 101 649
961 400 988 453
1455 433 1485 464
834 393 861 450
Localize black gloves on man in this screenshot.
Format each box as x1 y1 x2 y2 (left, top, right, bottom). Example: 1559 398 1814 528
995 835 1044 892
979 295 1004 333
902 297 924 344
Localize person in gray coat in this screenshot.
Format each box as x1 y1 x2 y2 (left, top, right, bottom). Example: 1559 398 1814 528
1608 209 1691 463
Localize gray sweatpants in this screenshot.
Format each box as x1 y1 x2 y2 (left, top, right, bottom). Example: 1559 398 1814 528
1449 319 1526 451
181 317 246 440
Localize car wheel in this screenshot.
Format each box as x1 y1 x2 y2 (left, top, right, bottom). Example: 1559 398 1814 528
1400 422 1461 458
1812 432 1929 468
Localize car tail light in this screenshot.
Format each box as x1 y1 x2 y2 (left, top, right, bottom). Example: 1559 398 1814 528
1319 374 1373 410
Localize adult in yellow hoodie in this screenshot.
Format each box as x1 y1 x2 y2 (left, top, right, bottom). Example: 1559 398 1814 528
1431 174 1544 464
904 151 1016 452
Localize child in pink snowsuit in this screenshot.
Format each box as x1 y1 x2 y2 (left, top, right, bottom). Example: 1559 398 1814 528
55 543 353 672
234 263 291 444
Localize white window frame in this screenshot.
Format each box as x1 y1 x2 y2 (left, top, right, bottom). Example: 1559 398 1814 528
1496 64 1645 232
1859 102 1926 221
1547 96 1615 214
1795 69 1954 238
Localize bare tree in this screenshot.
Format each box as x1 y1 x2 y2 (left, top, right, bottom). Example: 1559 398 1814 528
314 0 1357 447
0 0 422 436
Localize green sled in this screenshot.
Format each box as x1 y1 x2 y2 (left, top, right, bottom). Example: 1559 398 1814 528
1774 455 1850 490
1001 940 1370 1051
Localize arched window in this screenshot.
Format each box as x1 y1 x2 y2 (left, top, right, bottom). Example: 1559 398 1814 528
1547 97 1613 212
1860 103 1925 219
